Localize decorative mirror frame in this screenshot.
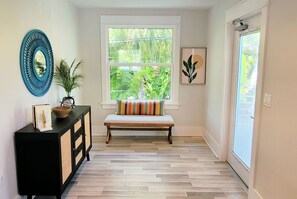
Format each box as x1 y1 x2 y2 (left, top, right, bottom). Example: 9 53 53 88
20 29 54 96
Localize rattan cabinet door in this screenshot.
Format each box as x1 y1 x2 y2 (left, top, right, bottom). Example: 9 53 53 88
84 112 91 151
60 129 72 184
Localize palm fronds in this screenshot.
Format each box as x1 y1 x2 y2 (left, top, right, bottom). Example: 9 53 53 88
54 59 83 96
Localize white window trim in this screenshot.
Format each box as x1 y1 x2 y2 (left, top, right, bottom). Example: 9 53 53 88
100 15 181 109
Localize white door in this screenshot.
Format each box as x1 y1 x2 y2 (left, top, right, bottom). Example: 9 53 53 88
227 16 261 186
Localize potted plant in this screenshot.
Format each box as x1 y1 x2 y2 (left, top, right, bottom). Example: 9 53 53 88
54 59 83 108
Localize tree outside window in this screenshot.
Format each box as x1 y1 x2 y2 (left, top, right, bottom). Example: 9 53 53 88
108 28 173 100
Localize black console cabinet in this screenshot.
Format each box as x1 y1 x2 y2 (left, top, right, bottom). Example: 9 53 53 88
14 106 92 199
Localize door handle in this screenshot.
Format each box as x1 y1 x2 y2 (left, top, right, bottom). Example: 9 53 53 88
250 116 254 119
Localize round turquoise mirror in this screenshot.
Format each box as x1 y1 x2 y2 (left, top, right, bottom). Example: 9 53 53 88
20 30 54 96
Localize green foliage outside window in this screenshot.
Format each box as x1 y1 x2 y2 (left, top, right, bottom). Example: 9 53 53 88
108 28 173 100
110 66 170 100
239 32 260 97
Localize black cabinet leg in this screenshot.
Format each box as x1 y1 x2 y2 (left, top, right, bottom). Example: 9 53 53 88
27 196 32 199
57 195 61 199
87 153 90 161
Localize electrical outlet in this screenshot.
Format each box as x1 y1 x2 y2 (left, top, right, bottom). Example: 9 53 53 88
0 170 4 187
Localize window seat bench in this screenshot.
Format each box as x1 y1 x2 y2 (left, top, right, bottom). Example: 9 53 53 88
104 114 174 144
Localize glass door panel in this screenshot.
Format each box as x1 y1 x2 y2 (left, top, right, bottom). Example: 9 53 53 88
233 32 260 169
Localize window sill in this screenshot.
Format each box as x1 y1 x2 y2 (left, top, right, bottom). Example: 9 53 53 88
101 101 180 110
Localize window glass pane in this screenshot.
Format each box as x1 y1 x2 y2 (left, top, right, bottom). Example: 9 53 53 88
108 28 173 64
233 32 260 168
110 66 171 100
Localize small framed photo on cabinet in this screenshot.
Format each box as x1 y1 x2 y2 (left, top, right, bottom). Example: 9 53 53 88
32 104 53 132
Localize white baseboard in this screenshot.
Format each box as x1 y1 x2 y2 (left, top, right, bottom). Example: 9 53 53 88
249 188 264 199
201 128 219 158
92 125 203 136
173 126 203 136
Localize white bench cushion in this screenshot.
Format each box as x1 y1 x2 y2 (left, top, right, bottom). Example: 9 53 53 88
104 114 174 125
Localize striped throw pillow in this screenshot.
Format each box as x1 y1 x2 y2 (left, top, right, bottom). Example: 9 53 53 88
116 100 165 116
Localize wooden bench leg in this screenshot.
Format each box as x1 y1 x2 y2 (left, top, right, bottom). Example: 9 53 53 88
106 126 112 144
168 127 172 144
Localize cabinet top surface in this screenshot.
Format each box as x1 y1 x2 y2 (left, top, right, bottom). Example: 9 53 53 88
15 106 91 134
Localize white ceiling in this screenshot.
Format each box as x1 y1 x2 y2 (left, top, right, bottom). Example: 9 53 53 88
69 0 219 9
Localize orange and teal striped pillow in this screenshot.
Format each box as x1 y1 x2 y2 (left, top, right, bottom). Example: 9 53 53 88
116 100 165 116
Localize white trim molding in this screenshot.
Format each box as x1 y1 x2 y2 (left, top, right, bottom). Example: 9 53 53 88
100 15 181 110
249 188 264 199
174 126 204 136
201 128 219 158
222 0 269 198
248 5 269 199
218 22 234 162
225 0 269 23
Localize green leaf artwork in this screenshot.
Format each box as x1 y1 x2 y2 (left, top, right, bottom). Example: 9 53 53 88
182 55 198 83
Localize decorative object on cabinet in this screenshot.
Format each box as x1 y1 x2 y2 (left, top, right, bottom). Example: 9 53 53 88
15 106 92 199
52 106 72 119
32 104 52 131
181 47 206 84
20 29 54 96
54 59 83 108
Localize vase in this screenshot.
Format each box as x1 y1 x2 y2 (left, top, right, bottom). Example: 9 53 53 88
60 96 75 108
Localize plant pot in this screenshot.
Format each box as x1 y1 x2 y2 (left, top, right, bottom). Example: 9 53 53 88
60 96 75 108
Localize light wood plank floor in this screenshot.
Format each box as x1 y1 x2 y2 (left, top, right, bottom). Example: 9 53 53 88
38 136 248 199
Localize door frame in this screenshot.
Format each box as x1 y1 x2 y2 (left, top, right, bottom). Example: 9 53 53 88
228 29 261 186
220 0 269 198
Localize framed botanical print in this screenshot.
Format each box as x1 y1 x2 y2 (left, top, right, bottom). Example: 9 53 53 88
181 47 206 84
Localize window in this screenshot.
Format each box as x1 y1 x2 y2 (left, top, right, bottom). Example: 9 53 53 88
100 16 180 109
109 28 172 100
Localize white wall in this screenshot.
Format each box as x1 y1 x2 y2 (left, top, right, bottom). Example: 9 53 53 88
78 8 208 136
3 0 295 198
207 0 297 198
204 0 241 156
0 0 79 198
253 0 297 198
